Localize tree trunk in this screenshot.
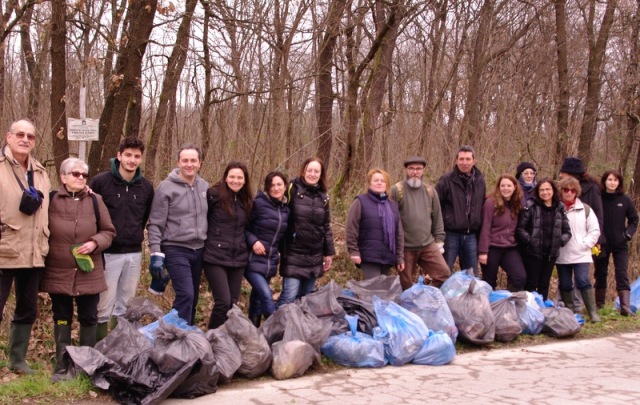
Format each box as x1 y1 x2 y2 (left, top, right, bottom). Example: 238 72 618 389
50 0 67 174
89 0 157 177
577 0 617 167
554 0 570 168
621 0 640 176
146 0 197 183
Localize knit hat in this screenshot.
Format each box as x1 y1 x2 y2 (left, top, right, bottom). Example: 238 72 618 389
404 156 427 167
560 157 586 175
515 162 536 179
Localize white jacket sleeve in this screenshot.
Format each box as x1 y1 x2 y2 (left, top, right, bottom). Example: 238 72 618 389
582 208 601 249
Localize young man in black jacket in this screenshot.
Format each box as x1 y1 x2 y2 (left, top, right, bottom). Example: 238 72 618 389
89 136 154 341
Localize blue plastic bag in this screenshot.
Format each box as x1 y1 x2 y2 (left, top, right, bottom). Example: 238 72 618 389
373 296 429 366
399 277 458 342
321 315 387 368
515 300 545 335
412 330 456 366
441 269 493 300
489 290 512 303
139 309 201 341
614 276 640 314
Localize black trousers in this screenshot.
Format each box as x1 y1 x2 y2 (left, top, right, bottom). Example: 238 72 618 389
50 293 99 326
0 268 42 324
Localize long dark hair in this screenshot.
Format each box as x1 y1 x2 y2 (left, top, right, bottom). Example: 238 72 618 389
534 177 560 205
491 174 523 218
264 171 288 192
601 169 625 194
218 161 253 217
299 157 328 192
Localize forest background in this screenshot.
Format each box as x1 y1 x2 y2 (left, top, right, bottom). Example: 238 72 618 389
3 1 640 398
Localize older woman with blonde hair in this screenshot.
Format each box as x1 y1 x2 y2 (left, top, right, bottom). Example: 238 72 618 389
346 168 404 279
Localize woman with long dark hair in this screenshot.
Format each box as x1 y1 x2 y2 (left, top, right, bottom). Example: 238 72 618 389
203 161 253 329
593 170 638 315
244 171 290 327
516 178 571 300
478 174 526 291
277 157 335 306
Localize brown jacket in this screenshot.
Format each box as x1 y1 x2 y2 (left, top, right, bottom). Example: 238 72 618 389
40 186 115 296
0 145 51 269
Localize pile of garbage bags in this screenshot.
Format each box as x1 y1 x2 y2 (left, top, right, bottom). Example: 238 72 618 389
61 272 587 403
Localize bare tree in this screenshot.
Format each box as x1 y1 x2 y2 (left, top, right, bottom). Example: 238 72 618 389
554 0 570 168
50 0 68 172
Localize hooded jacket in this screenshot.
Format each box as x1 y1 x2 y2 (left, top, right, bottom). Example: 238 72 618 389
516 198 571 260
0 145 51 269
556 198 601 264
89 158 154 253
40 186 115 295
245 190 290 278
147 169 209 253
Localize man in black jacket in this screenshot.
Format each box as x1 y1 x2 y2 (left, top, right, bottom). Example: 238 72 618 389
89 136 154 341
436 145 486 276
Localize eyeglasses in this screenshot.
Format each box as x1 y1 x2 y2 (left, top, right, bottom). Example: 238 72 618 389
562 188 577 194
406 167 424 173
69 171 89 179
12 132 36 141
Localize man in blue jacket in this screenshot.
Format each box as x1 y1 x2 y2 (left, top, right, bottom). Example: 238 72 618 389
436 145 486 276
90 136 154 341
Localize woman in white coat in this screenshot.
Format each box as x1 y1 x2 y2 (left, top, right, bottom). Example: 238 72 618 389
556 177 601 322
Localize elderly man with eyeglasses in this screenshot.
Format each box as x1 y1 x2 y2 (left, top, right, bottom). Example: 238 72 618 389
0 119 51 374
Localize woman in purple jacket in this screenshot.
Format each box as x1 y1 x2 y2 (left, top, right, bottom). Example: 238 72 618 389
478 174 526 291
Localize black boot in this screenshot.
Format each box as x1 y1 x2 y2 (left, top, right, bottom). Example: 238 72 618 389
79 324 97 347
51 322 72 383
595 288 607 309
96 322 108 342
560 291 575 313
619 290 636 317
249 314 261 328
8 323 34 374
581 289 601 323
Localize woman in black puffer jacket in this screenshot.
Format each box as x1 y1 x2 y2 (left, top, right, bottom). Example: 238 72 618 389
277 157 335 306
203 161 253 329
244 171 290 326
516 178 571 300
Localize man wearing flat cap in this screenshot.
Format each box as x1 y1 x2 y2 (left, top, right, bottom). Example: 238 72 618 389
391 156 450 290
436 145 486 276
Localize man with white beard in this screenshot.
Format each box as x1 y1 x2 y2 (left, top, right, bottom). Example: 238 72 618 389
391 156 451 290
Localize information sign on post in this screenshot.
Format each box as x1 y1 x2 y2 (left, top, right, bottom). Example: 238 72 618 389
67 118 99 141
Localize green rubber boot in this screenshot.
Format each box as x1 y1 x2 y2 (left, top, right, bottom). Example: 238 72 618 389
8 323 34 374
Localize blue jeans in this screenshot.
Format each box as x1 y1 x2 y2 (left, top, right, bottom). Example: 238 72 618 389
556 263 592 292
163 245 203 325
244 271 275 318
443 231 478 276
276 275 317 307
97 252 142 323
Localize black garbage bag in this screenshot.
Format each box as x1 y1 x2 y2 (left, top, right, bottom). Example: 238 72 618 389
122 297 164 327
337 295 378 335
490 296 522 343
95 318 153 367
270 340 320 380
220 305 272 378
205 328 242 384
261 303 331 353
150 324 218 398
300 280 348 335
346 274 402 303
541 306 581 337
447 280 495 345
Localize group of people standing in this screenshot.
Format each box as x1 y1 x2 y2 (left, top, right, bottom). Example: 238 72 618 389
346 146 638 326
1 119 637 381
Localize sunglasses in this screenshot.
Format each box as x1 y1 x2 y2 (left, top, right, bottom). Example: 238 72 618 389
69 171 89 179
562 188 577 194
12 131 36 141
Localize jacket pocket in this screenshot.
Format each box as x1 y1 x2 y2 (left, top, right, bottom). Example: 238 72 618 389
0 222 21 258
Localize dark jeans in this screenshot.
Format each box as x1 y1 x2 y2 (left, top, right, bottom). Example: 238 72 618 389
276 275 316 307
360 263 390 280
163 245 203 325
594 249 630 291
523 254 556 300
204 264 244 329
557 263 592 292
50 293 99 326
244 271 275 318
0 268 42 324
443 231 479 276
481 246 526 291
402 244 451 290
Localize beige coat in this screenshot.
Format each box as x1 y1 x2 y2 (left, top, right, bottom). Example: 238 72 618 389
40 186 115 296
0 145 51 269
